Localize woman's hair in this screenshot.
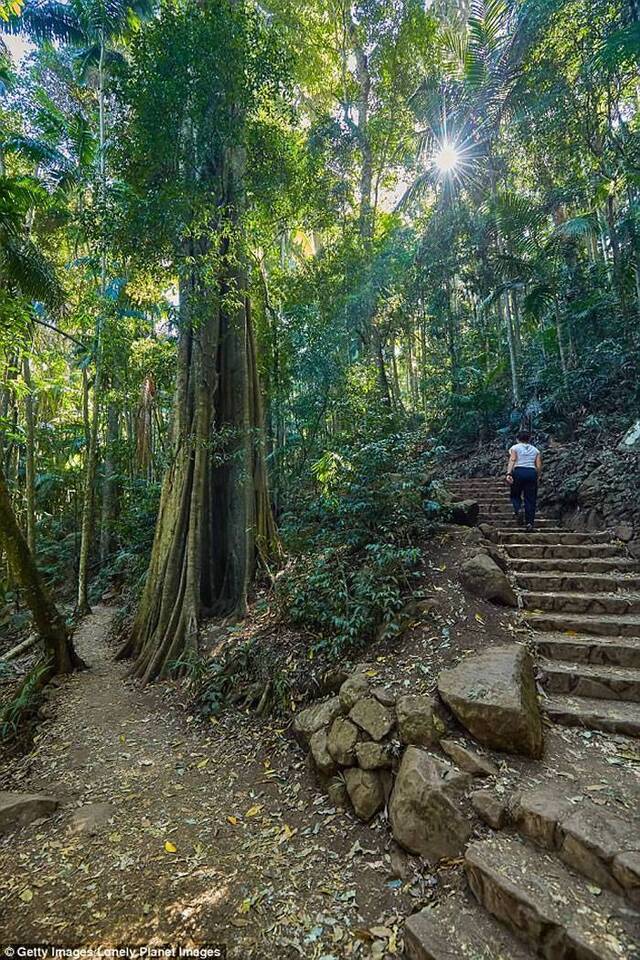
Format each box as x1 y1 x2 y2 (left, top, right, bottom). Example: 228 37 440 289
517 430 531 443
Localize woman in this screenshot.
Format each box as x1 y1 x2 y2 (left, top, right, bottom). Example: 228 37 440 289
506 431 542 531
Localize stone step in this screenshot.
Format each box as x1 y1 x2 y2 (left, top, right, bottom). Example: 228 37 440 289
523 591 640 615
404 896 534 960
515 572 640 593
465 835 640 959
511 786 640 906
494 520 564 535
505 543 624 560
543 693 640 737
534 634 640 669
510 557 640 574
500 531 612 545
526 610 640 637
539 658 640 702
447 479 501 487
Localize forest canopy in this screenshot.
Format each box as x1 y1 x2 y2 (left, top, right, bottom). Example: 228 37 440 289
0 0 638 687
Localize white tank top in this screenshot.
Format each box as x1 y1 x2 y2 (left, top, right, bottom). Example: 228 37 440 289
510 443 539 469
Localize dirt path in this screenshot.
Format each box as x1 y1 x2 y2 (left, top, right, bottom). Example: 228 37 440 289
3 524 640 960
0 607 419 959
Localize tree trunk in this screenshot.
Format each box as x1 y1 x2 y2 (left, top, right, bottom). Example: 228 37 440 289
22 355 37 555
100 402 119 564
77 374 99 614
119 149 278 683
0 463 84 676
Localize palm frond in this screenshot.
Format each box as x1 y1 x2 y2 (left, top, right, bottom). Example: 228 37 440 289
592 24 640 70
1 236 64 307
1 1 85 42
2 134 68 168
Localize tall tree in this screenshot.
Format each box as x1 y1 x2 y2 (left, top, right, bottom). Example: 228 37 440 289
116 0 279 682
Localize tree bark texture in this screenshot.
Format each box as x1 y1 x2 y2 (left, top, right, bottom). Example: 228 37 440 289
0 463 83 676
119 150 278 683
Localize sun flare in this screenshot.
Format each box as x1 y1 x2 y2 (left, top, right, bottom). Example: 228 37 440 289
434 142 460 173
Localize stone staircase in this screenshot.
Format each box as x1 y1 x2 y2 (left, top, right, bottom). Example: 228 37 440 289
402 477 640 960
447 476 640 739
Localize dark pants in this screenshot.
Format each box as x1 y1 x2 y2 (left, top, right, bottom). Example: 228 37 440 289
511 467 538 525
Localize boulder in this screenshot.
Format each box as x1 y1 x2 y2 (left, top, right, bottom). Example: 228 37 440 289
68 802 116 836
396 695 446 747
460 553 516 606
292 697 343 748
344 767 385 821
439 740 499 777
389 747 473 860
309 729 337 777
0 792 59 834
338 674 370 711
327 716 359 766
449 500 479 526
478 542 509 573
349 697 394 741
355 741 391 770
471 790 507 830
438 645 543 758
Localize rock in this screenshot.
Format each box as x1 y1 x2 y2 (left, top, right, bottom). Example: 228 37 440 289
349 697 394 741
0 792 59 834
460 552 517 606
68 802 116 836
396 695 446 747
326 716 359 765
614 523 634 542
320 666 349 694
439 740 499 777
355 740 391 770
292 697 343 747
344 767 385 821
389 747 473 861
471 790 507 829
402 597 443 621
438 645 543 758
618 419 640 451
449 500 479 526
388 840 413 880
510 787 570 848
613 852 640 906
325 777 349 809
338 674 370 711
371 685 397 707
479 523 498 543
309 729 337 776
478 542 509 573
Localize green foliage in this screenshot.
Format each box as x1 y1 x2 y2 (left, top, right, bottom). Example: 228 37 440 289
276 430 440 658
0 659 49 741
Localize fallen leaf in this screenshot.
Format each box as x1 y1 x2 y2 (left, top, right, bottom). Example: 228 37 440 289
19 889 33 903
164 841 177 854
245 805 262 818
227 816 239 826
